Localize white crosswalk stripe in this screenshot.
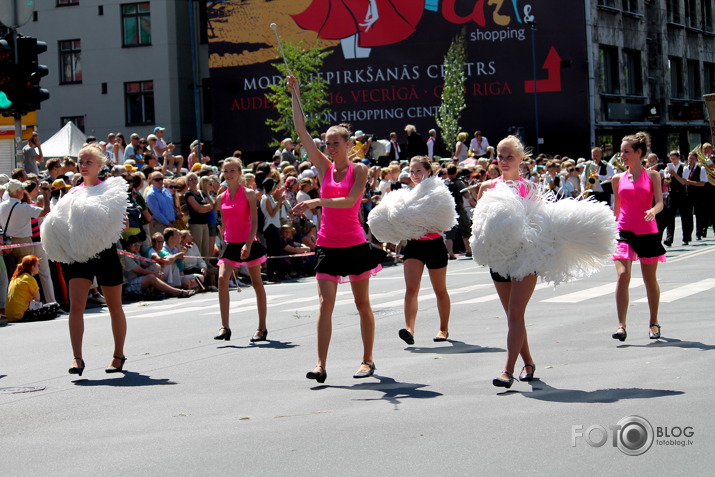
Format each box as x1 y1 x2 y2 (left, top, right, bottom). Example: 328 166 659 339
634 278 715 303
542 281 642 303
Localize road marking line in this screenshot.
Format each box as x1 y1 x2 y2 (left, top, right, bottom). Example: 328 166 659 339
667 245 715 263
452 283 551 305
634 278 715 303
542 282 642 303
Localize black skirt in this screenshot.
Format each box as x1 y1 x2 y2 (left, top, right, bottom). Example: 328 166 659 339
313 242 386 277
617 231 666 258
219 241 267 263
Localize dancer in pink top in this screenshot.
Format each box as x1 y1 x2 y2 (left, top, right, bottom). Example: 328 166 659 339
611 132 665 342
213 158 268 343
288 73 384 383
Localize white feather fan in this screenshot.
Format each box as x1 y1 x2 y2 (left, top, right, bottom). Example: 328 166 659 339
367 176 458 243
41 177 130 264
470 181 616 284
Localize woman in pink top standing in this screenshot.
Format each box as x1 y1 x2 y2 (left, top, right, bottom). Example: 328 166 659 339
611 132 665 342
213 157 268 343
288 73 384 383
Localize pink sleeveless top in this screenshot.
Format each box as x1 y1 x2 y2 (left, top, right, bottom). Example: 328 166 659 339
317 162 365 248
490 176 531 198
617 169 657 234
221 186 252 243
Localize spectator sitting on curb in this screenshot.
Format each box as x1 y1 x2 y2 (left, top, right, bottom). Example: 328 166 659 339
6 255 62 322
121 235 195 299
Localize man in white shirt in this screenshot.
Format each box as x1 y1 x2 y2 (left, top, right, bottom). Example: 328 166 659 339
468 130 490 158
670 151 708 243
426 129 437 159
385 132 401 160
153 127 183 175
581 147 614 204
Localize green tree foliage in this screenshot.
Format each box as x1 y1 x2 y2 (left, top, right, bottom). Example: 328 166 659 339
436 28 467 151
265 40 332 147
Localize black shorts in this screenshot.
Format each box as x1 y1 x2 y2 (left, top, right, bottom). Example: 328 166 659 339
313 242 386 276
63 244 124 287
490 269 511 282
402 237 448 269
489 269 536 282
219 241 267 263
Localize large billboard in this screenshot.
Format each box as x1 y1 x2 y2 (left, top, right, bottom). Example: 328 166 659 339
207 0 590 157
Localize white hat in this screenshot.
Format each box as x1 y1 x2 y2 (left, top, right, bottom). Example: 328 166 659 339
354 130 365 138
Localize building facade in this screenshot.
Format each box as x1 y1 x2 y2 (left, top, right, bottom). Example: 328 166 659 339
3 1 714 165
591 0 715 158
1 0 211 164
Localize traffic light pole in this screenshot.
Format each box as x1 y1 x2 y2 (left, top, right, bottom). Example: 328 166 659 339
11 28 22 170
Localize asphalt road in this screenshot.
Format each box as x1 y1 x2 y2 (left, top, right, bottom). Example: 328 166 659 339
1 231 713 475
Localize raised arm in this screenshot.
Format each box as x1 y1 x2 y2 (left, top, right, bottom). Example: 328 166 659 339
287 73 329 174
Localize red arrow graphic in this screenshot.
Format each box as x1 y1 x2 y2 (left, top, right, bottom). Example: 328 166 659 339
524 46 562 93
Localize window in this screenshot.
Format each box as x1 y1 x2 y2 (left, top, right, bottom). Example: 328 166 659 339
61 116 85 132
623 49 642 96
125 81 154 125
622 0 638 14
703 0 713 31
122 2 151 47
599 46 619 94
57 0 79 5
667 0 681 24
59 40 82 84
669 57 684 98
704 62 715 94
685 0 698 28
597 0 616 7
687 60 701 99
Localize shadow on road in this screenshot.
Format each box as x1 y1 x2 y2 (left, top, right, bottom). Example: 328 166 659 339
73 371 177 387
314 375 442 409
405 339 504 355
618 337 714 351
509 378 685 403
217 340 299 350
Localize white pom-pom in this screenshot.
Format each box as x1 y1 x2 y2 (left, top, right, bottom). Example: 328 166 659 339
535 197 617 284
42 177 129 263
367 177 457 243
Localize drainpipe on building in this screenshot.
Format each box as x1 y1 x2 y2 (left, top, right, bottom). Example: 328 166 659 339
188 0 202 155
584 0 596 149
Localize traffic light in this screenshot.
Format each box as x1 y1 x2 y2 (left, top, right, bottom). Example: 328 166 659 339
0 34 17 116
14 35 50 114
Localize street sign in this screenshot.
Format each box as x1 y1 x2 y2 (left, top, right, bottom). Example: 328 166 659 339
0 0 35 29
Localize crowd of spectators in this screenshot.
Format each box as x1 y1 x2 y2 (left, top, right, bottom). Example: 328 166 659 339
2 123 712 327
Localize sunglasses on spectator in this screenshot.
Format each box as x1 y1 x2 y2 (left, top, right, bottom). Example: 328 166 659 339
167 186 176 189
152 177 164 182
568 168 575 172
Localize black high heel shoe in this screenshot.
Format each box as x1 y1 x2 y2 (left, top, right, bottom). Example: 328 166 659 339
306 365 327 384
353 362 376 379
492 371 515 388
612 326 627 342
250 329 268 342
519 364 536 382
106 356 127 374
214 327 232 341
68 358 85 377
649 323 661 339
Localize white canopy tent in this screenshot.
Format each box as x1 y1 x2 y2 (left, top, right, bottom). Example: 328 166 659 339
41 121 87 158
